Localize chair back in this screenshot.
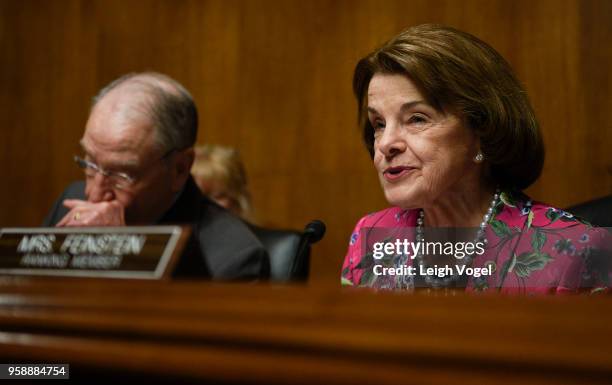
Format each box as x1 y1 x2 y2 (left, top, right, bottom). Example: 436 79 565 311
567 195 612 227
249 226 309 281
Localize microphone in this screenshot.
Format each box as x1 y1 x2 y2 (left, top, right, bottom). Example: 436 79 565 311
302 220 326 244
292 220 326 280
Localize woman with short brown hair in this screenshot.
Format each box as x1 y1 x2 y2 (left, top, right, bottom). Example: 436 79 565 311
342 24 609 293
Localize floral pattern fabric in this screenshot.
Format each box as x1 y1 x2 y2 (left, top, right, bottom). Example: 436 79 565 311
341 191 611 294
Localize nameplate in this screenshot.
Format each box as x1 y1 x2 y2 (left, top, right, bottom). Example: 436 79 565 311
0 226 190 279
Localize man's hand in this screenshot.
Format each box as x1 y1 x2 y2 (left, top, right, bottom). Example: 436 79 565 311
56 199 126 227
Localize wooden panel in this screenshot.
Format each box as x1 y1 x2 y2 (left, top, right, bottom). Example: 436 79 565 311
0 277 611 383
0 0 610 285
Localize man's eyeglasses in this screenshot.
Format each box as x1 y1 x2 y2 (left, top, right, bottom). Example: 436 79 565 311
74 150 176 190
74 156 137 190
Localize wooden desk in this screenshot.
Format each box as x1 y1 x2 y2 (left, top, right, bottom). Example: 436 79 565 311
0 277 611 384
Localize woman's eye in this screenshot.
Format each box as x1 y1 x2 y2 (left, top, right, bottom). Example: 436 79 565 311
407 114 428 124
372 120 385 131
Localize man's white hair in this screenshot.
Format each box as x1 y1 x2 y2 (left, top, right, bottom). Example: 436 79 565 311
92 72 198 152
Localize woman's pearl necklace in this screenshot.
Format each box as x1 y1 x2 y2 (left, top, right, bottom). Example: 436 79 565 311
415 189 500 288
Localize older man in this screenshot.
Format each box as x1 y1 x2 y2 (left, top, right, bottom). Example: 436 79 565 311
43 72 268 279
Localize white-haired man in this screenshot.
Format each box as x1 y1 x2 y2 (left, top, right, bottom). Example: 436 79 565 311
44 72 269 279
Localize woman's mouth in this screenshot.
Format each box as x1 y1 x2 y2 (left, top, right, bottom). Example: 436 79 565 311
383 166 415 181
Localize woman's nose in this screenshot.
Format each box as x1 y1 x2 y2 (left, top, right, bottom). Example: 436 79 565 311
377 124 407 159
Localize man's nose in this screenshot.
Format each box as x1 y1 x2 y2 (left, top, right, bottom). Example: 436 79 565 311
377 124 407 159
86 173 116 202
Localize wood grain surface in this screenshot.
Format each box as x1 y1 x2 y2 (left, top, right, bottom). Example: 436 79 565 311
0 277 611 383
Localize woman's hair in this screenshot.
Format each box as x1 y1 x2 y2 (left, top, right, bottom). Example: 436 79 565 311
192 144 252 219
353 24 544 190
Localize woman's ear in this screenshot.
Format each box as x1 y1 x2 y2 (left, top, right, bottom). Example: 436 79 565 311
473 136 484 163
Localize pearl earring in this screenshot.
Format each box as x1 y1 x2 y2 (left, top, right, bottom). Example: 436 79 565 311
474 152 484 162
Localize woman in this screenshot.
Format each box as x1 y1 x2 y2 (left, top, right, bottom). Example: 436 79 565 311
192 144 253 220
341 24 610 294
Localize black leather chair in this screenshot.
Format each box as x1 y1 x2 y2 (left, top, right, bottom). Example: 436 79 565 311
249 220 325 282
566 195 612 227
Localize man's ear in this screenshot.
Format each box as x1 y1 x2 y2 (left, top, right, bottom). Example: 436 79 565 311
171 148 195 192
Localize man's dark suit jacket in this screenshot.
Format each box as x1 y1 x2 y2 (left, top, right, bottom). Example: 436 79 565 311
43 176 270 280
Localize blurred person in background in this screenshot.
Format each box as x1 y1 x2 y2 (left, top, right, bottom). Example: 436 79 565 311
192 144 253 221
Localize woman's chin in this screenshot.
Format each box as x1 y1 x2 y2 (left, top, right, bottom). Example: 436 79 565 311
384 191 425 210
